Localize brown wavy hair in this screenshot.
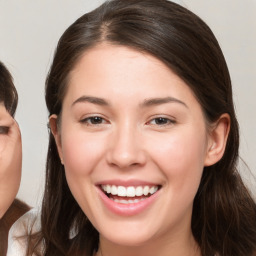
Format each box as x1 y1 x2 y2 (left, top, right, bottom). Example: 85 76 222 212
28 0 256 255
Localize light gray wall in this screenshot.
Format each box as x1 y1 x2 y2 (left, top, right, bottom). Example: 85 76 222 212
0 0 255 207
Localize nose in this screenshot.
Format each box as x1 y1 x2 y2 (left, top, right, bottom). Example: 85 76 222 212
106 122 147 169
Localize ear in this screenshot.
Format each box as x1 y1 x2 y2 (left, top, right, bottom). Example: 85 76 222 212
204 113 230 166
49 114 64 164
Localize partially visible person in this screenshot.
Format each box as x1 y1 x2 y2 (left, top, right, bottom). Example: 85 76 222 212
0 61 30 256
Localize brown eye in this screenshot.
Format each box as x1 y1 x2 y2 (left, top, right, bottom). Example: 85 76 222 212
81 116 106 125
148 117 175 126
89 116 104 124
153 118 169 125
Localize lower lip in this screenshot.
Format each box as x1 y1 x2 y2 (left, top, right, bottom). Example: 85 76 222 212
97 186 160 216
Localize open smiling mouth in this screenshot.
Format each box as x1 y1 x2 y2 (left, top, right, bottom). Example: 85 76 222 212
100 185 161 204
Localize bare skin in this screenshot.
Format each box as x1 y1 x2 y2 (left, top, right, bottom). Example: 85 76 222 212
0 104 22 218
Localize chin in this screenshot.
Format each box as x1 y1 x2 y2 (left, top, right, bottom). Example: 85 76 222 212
107 235 151 247
98 224 157 247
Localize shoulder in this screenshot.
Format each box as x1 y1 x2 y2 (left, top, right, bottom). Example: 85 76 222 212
7 208 41 256
9 208 40 236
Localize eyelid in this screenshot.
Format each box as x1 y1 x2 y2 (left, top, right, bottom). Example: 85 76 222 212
80 114 110 125
146 115 176 126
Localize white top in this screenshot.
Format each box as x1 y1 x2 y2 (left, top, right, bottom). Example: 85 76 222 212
7 209 41 256
7 208 77 255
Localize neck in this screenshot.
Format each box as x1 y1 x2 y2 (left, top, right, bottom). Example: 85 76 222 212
96 231 201 256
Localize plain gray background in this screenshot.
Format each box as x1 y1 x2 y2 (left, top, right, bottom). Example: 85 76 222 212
0 0 255 207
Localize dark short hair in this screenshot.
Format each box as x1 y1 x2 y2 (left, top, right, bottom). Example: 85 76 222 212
0 61 18 116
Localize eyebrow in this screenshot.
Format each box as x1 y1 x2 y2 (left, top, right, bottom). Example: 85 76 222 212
72 95 188 108
141 97 188 108
72 96 110 107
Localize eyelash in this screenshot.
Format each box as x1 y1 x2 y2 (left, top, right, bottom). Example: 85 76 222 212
80 116 176 127
80 116 108 126
146 117 176 126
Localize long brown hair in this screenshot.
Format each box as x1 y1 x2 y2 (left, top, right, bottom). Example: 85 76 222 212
31 0 256 255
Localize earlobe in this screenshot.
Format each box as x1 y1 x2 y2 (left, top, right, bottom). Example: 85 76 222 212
49 114 63 163
204 113 230 166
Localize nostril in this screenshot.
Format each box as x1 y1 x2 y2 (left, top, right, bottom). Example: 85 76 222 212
106 133 147 168
106 151 147 169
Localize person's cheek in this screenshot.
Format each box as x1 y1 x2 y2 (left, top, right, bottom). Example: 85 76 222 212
62 130 104 177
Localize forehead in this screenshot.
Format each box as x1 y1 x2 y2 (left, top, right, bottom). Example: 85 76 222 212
71 44 174 83
65 44 194 101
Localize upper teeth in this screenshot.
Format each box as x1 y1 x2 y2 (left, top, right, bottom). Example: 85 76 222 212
101 185 158 197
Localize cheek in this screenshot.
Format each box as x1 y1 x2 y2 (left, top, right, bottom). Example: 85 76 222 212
148 128 207 189
149 130 207 219
59 129 107 213
60 129 105 178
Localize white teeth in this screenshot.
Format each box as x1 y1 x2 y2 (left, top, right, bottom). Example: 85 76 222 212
135 186 143 196
101 184 159 197
143 186 149 196
127 186 136 197
150 186 158 194
111 185 118 195
106 185 111 193
117 186 126 196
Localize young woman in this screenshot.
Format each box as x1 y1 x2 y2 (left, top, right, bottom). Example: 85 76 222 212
8 0 256 255
0 61 30 256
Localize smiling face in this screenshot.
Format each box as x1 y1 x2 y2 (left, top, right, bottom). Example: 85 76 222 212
51 44 219 252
